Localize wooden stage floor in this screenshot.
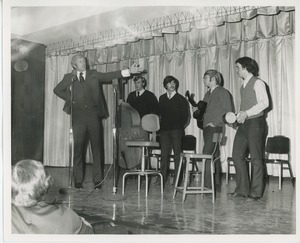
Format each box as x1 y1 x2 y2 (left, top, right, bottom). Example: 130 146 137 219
44 164 296 239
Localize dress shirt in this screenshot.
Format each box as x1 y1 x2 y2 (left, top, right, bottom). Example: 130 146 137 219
77 70 86 80
209 85 219 93
121 69 131 77
167 90 176 99
243 74 269 117
136 89 145 96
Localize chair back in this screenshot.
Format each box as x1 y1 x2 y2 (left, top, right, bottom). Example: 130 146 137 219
182 135 196 152
141 114 160 141
266 136 290 154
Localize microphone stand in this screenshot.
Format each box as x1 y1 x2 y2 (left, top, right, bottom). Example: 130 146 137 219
59 75 78 194
112 79 119 194
103 78 125 201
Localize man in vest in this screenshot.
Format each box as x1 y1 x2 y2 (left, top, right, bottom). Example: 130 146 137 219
229 57 269 201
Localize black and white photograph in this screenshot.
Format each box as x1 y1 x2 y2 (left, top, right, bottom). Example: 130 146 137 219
2 0 299 242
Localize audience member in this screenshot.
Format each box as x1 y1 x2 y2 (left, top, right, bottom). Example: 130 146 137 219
11 159 94 234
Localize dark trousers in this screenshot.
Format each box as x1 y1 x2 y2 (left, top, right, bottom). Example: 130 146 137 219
72 112 104 184
160 129 184 184
232 117 266 197
203 126 222 189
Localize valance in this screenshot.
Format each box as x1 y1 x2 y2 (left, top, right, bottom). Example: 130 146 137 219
46 6 294 57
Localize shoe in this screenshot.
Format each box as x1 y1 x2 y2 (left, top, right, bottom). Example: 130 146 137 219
75 183 83 189
94 182 102 190
247 195 261 201
228 192 248 199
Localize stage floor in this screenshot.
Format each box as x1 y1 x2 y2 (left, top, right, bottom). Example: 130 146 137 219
44 164 296 235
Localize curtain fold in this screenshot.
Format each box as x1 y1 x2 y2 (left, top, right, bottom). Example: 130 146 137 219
45 6 294 56
44 56 71 166
44 7 295 177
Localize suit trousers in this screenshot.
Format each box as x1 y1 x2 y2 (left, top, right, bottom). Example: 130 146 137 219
232 116 266 197
72 111 103 184
160 129 184 185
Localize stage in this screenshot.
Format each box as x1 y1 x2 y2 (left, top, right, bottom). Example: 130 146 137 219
44 164 295 235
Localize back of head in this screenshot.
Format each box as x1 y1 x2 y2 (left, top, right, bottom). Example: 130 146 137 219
235 56 259 76
11 160 52 207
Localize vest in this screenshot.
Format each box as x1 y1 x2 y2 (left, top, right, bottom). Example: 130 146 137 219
240 76 263 119
72 80 97 114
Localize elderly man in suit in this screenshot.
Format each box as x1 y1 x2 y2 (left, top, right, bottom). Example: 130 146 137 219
54 53 140 190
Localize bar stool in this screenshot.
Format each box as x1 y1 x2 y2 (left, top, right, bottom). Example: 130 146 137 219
173 153 215 202
150 135 197 183
122 114 163 196
173 133 222 203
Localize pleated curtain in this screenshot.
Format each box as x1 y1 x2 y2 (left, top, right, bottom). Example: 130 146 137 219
44 7 295 177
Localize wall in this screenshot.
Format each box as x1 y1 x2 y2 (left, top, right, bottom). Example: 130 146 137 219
11 39 45 164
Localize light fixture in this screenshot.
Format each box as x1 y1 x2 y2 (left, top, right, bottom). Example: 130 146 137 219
14 60 29 72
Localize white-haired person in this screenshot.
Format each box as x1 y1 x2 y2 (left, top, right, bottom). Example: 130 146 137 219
11 159 94 234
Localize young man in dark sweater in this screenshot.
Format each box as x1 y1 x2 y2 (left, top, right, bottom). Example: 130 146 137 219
126 76 159 118
158 75 190 187
200 70 233 193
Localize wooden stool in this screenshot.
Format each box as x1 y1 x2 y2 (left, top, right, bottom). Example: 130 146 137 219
173 153 215 203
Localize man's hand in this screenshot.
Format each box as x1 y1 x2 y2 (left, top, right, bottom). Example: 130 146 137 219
129 63 144 74
236 111 248 124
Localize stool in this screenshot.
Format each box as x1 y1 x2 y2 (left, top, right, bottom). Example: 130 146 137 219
173 153 215 203
122 144 163 196
122 114 163 197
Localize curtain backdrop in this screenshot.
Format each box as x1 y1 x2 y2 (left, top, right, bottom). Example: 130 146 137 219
44 7 295 176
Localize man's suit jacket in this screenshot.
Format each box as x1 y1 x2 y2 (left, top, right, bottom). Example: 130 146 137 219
54 69 123 118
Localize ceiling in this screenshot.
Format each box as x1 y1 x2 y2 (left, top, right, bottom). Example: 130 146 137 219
11 5 196 46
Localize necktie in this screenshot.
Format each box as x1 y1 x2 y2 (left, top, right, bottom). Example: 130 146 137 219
79 72 85 84
137 91 140 97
